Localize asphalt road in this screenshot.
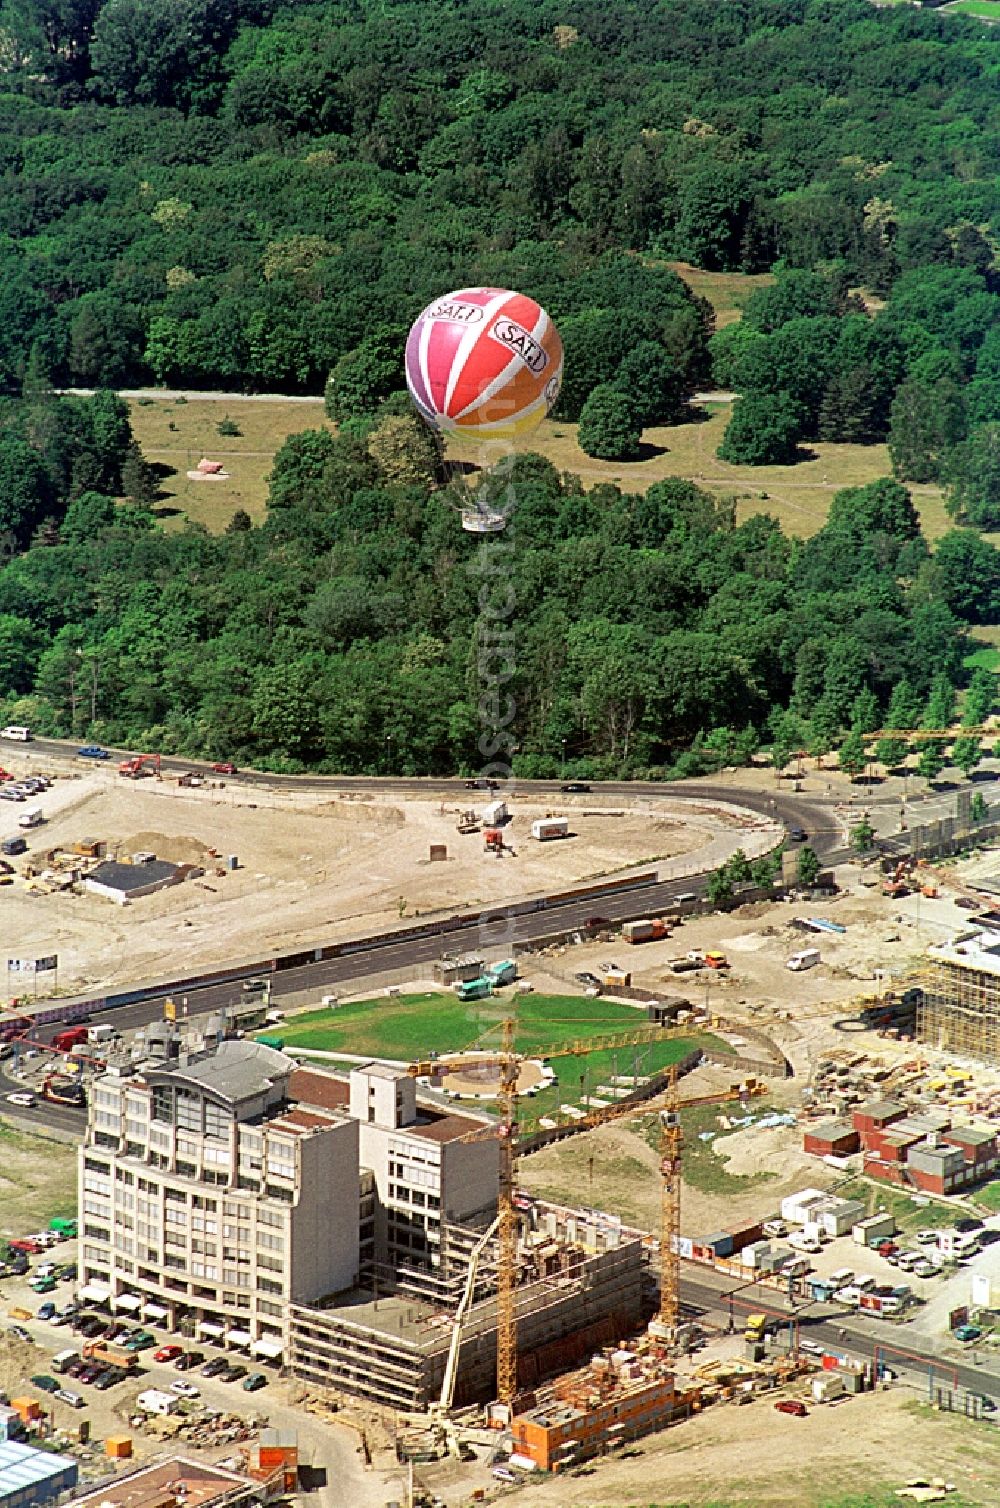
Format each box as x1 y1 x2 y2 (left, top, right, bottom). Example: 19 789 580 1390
679 1268 999 1398
5 736 845 1035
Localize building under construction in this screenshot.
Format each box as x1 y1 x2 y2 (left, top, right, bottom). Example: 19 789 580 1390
919 931 1000 1063
510 1348 700 1472
290 1205 645 1412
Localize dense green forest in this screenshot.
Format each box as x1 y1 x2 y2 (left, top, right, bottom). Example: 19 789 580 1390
0 0 999 770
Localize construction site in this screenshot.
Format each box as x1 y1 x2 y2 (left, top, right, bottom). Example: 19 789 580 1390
0 758 774 997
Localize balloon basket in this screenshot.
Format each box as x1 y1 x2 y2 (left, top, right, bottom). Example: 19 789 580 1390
461 508 508 534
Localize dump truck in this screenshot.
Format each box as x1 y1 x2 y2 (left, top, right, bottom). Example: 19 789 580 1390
82 1341 138 1371
704 951 729 969
623 919 670 945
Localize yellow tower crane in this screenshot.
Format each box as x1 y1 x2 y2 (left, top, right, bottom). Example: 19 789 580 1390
411 1019 763 1410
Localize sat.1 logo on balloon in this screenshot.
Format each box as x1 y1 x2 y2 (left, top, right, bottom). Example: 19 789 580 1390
405 286 563 480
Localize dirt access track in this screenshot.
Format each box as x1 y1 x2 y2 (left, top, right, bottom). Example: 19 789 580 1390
0 767 778 997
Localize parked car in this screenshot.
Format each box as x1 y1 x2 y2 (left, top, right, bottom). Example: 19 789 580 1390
95 1369 121 1391
954 1324 982 1342
955 1217 984 1233
774 1400 808 1417
201 1357 229 1378
912 1260 936 1278
31 1374 59 1393
170 1380 200 1399
77 745 110 759
175 1350 204 1371
799 1340 824 1356
154 1344 183 1363
955 897 980 911
124 1330 156 1351
8 1325 32 1342
914 1229 939 1245
36 1302 56 1321
29 1277 57 1294
574 971 600 987
53 1388 84 1408
211 761 237 775
242 1372 267 1392
222 1363 248 1383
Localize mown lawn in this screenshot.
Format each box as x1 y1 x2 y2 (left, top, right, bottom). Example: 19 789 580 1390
279 991 726 1130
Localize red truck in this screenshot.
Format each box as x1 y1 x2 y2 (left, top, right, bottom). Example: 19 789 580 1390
52 1026 89 1054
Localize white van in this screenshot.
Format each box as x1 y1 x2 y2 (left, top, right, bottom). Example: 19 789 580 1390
787 949 821 971
17 806 42 829
0 725 31 741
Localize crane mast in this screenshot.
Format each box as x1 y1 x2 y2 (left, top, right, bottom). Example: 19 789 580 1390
495 1014 519 1408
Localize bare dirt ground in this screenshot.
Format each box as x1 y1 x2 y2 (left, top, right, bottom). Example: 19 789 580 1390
481 1391 1000 1507
0 770 761 996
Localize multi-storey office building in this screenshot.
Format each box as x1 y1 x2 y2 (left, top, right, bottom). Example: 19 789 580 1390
78 1040 499 1363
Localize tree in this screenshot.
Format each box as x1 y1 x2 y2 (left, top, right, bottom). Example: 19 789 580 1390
916 740 946 786
324 328 405 422
971 792 988 824
577 386 641 461
717 393 804 466
367 412 440 490
226 509 253 534
923 674 956 731
887 379 966 483
613 342 684 427
705 867 734 908
849 818 876 854
797 846 821 888
886 678 922 732
945 425 1000 529
838 728 867 781
120 443 157 506
964 668 996 728
875 736 908 772
724 849 752 886
951 736 982 781
931 530 1000 624
850 688 880 735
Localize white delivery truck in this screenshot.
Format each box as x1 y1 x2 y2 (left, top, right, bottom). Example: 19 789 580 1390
136 1388 180 1416
787 948 821 971
18 805 43 829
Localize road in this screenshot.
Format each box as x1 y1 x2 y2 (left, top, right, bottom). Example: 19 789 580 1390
678 1268 999 1399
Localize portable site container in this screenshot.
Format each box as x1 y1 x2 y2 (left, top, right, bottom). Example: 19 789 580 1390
531 816 569 841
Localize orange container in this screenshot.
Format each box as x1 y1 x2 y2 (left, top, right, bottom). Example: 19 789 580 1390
106 1436 133 1459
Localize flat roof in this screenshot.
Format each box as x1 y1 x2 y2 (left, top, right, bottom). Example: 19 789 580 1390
0 1442 76 1497
290 1067 350 1111
68 1457 252 1508
87 858 177 892
946 1126 996 1146
928 929 1000 977
855 1098 905 1121
409 1108 490 1143
806 1119 856 1139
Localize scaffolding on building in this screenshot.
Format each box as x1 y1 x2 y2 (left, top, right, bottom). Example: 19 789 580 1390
915 960 1000 1064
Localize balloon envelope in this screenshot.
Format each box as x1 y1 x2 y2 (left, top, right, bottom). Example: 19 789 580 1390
405 287 562 439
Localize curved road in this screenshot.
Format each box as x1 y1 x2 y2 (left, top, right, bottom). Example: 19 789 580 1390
1 737 847 1131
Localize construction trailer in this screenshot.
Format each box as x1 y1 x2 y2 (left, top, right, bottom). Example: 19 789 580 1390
531 817 569 842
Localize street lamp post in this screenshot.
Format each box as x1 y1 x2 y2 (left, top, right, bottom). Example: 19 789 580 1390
561 739 567 779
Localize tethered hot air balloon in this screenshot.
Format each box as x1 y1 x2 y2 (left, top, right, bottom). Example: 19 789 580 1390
405 286 563 531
